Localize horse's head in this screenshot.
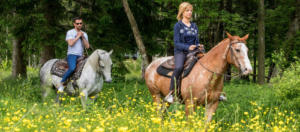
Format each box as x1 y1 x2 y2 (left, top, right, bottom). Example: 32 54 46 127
225 32 252 75
97 49 113 83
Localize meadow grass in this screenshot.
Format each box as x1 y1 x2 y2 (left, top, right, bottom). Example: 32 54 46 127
0 67 299 131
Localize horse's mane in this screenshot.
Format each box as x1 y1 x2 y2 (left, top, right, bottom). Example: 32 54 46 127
84 49 107 72
202 38 230 60
208 38 230 53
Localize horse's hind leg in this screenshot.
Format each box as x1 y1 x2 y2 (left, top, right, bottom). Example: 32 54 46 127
152 94 162 110
41 83 53 101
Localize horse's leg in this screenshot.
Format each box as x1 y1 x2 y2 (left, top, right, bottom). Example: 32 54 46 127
55 89 64 105
184 99 195 117
205 101 219 122
80 90 89 110
41 84 52 101
152 94 162 111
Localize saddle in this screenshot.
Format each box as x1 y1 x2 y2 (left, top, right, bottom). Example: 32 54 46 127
50 56 87 81
157 49 205 102
157 49 205 78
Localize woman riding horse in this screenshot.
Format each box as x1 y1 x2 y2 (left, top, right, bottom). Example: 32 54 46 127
164 2 226 103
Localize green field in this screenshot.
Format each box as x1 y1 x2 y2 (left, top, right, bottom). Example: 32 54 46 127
0 67 299 132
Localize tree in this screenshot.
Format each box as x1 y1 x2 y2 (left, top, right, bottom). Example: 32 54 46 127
122 0 149 78
39 0 65 65
12 35 26 77
258 0 265 84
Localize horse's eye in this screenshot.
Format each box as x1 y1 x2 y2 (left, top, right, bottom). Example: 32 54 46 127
235 49 240 52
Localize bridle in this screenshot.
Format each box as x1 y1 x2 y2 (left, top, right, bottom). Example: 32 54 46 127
198 40 245 78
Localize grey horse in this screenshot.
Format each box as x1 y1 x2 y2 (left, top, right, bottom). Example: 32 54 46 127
40 49 113 109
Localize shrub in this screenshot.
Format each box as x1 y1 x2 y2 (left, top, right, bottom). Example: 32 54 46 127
271 60 300 112
123 57 142 81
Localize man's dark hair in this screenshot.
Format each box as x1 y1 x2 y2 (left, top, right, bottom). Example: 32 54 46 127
73 17 82 23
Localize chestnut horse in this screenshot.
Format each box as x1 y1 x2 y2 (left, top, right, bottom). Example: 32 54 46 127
145 32 252 121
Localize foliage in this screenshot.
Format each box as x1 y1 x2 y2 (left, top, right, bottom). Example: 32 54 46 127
271 49 289 72
0 0 299 81
123 57 142 81
271 60 300 112
0 58 11 71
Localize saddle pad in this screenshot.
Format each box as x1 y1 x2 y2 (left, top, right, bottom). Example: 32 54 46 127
157 57 199 78
50 58 87 80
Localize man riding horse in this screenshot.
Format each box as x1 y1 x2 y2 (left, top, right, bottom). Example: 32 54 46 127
58 17 90 92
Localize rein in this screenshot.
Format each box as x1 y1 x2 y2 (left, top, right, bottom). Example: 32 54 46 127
198 41 244 78
84 44 95 56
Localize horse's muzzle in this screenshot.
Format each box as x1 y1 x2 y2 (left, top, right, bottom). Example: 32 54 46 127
241 67 252 75
105 79 112 83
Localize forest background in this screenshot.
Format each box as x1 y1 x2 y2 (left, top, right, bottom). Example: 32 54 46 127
0 0 299 83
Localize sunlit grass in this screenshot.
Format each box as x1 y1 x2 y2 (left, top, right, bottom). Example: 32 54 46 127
0 68 299 131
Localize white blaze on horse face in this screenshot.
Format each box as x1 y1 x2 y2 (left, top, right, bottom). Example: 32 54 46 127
238 43 253 75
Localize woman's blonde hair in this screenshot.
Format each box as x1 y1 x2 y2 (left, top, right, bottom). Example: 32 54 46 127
176 2 193 21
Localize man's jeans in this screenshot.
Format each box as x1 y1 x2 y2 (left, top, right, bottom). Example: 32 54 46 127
61 54 80 83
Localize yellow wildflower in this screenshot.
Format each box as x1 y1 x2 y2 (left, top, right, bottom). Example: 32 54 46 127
80 92 85 96
80 127 87 132
273 126 279 132
93 127 104 132
151 117 161 124
118 127 128 132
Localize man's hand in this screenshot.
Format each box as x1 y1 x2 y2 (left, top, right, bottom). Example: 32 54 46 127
77 31 83 38
189 45 197 50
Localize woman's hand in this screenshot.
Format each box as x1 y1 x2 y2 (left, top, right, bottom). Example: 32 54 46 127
189 45 197 50
199 44 204 49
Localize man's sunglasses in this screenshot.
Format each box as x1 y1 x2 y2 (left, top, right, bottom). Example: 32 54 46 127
75 23 83 25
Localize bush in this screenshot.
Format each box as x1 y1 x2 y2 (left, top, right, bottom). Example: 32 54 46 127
271 60 300 112
0 58 11 71
123 57 142 81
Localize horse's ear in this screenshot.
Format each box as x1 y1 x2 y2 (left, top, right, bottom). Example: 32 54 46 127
241 34 249 41
108 50 113 55
226 32 233 39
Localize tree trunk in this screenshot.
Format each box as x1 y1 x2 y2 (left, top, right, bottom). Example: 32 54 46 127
39 45 55 66
267 62 275 83
12 36 26 77
39 0 61 66
257 0 265 84
223 0 233 82
286 0 300 40
224 65 231 81
252 52 257 83
122 0 149 79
